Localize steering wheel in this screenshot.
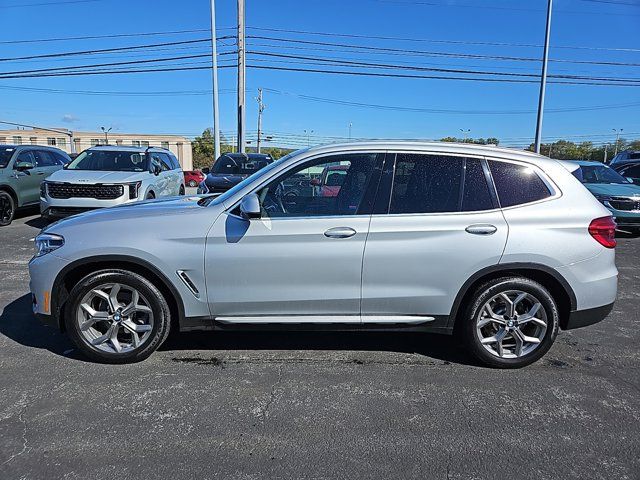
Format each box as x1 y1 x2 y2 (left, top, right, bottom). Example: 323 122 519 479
262 184 286 215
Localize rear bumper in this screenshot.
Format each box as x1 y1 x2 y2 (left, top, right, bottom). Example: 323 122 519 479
563 302 614 330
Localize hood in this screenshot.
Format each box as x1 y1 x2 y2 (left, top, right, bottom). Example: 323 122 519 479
204 173 246 187
45 195 209 231
584 183 640 198
46 169 150 184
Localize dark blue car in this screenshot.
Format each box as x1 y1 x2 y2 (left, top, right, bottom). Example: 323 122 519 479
198 153 273 195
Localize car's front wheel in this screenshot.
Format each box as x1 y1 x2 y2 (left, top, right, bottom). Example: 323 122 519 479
64 270 171 363
461 277 559 368
0 191 15 226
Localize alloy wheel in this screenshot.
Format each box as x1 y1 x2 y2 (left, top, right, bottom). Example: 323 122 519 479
0 194 13 224
475 290 547 359
76 283 154 354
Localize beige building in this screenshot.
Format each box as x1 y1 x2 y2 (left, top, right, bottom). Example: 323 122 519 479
0 128 193 170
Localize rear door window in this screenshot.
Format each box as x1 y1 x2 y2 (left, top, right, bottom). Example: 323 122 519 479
488 160 552 208
390 154 463 214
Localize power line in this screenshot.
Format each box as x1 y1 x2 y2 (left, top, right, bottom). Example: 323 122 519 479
0 0 102 8
246 35 640 68
245 26 640 53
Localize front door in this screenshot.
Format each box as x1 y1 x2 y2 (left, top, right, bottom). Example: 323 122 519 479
361 153 508 322
205 152 383 322
13 150 41 206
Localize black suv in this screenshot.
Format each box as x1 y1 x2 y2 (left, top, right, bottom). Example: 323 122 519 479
198 153 274 194
609 150 640 168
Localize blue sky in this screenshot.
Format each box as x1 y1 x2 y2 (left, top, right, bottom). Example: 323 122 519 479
0 0 638 148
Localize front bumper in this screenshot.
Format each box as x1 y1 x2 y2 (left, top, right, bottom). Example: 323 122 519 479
29 252 71 325
564 302 614 330
40 193 139 217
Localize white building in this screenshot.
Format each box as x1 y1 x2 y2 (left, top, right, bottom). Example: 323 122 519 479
0 128 193 170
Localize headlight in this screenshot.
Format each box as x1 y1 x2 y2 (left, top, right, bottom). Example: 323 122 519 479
40 182 47 198
34 233 64 258
128 181 142 199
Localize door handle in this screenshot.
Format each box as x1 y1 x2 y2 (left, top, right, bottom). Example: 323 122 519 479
465 224 497 235
324 227 357 239
36 172 45 175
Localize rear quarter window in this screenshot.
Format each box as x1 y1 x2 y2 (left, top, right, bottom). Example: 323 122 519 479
488 160 552 208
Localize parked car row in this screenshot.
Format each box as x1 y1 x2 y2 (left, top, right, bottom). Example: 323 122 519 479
563 160 640 233
0 144 186 225
30 142 618 368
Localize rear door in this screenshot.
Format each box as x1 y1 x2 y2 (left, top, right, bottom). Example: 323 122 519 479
361 152 508 322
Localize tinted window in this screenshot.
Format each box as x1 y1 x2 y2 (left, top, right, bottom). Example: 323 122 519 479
390 154 463 214
462 158 494 212
621 164 640 178
213 155 271 175
15 150 35 166
257 153 377 218
52 151 70 165
489 160 551 207
33 150 57 167
0 147 15 168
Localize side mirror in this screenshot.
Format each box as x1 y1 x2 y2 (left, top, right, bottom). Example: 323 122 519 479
152 164 161 176
626 177 635 184
15 161 34 171
239 193 261 219
310 178 321 187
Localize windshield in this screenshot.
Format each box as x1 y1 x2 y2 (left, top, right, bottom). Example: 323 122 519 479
66 150 149 172
211 155 272 175
576 165 629 184
0 148 15 168
200 151 300 206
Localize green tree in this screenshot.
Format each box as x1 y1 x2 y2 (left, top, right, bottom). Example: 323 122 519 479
191 128 233 170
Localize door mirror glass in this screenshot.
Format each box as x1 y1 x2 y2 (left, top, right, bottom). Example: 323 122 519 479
15 161 34 171
240 193 261 219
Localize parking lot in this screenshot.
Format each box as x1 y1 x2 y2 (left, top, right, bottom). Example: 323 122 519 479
0 207 638 480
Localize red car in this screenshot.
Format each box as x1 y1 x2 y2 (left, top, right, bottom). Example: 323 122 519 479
183 170 206 187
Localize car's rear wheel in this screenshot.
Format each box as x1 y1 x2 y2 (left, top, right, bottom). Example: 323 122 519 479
461 277 559 368
64 270 171 363
0 191 15 226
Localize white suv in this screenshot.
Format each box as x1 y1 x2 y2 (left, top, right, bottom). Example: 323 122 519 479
40 146 185 219
29 142 618 367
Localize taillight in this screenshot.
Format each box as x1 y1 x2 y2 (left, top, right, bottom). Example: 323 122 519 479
588 216 617 248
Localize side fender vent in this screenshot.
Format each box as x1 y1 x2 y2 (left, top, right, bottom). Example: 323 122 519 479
176 270 200 298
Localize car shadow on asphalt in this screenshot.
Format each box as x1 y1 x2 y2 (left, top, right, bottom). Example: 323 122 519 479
162 329 476 366
1 293 476 366
0 293 75 358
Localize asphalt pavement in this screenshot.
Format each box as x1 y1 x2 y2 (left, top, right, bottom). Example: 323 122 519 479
1 206 639 480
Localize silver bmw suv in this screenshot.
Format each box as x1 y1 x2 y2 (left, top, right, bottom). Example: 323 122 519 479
29 142 618 367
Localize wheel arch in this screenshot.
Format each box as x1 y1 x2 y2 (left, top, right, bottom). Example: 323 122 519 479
52 255 185 332
0 184 19 206
449 263 577 331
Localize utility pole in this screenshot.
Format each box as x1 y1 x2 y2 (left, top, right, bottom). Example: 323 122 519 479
348 122 352 140
613 128 623 156
236 0 246 153
534 0 553 154
548 143 553 158
256 88 265 153
210 0 221 160
603 144 608 163
101 126 112 144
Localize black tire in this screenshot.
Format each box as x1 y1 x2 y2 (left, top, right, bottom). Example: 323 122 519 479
0 191 16 226
146 191 155 200
179 185 185 195
64 269 171 364
461 276 559 368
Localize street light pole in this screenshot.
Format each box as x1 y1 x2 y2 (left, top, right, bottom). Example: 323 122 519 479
613 128 623 156
534 0 553 154
209 0 221 161
459 129 470 142
101 126 112 144
304 129 314 147
236 0 246 153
